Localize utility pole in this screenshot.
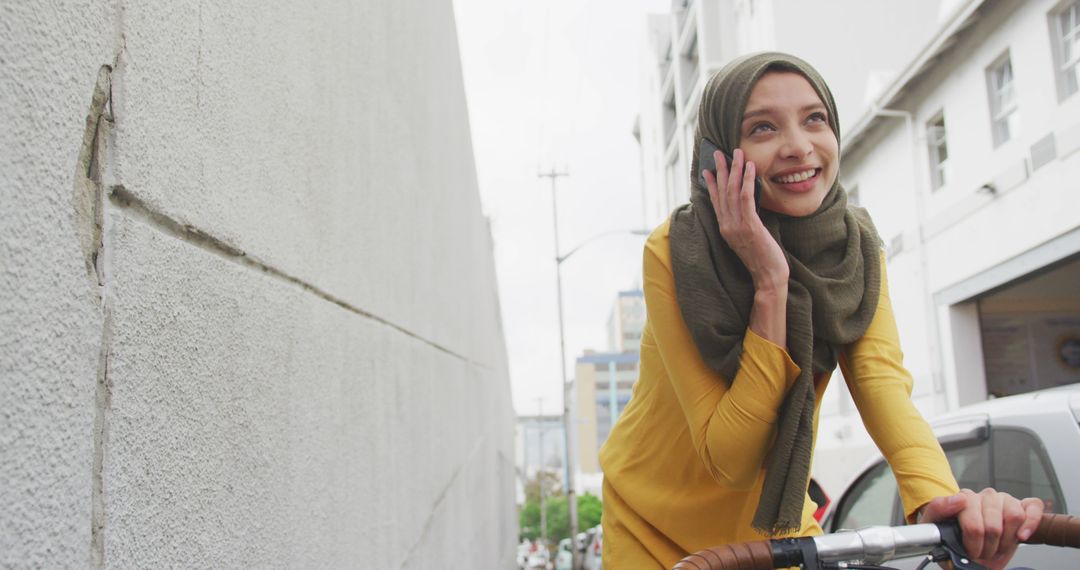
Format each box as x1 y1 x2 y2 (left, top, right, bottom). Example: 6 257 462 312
537 398 547 547
538 167 580 570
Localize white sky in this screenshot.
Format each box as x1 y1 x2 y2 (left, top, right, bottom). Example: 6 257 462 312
453 0 670 415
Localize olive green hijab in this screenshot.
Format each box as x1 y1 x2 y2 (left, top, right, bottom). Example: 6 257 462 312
669 52 882 535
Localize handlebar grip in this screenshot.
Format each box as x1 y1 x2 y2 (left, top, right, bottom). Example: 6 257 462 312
672 540 774 570
1026 513 1080 548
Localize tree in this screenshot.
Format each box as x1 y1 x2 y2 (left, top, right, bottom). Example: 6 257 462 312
519 501 541 541
523 469 562 504
545 495 570 540
520 490 605 543
578 492 602 531
520 469 562 542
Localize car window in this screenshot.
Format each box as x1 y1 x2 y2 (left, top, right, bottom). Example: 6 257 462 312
941 427 1066 514
991 428 1067 513
831 461 900 531
831 424 1068 534
942 438 990 492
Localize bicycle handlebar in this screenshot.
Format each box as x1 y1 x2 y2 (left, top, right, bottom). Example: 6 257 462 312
1028 512 1080 548
672 513 1080 570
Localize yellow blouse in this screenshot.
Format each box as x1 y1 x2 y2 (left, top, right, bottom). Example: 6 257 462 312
598 218 958 568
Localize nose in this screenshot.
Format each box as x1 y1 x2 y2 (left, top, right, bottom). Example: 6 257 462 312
779 128 813 159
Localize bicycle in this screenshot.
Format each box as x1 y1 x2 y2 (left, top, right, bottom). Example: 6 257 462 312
672 513 1080 569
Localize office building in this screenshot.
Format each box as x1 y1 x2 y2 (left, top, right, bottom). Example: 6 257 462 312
573 290 645 493
607 290 647 352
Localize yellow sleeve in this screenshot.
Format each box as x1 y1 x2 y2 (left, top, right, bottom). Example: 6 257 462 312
643 224 801 489
839 256 960 523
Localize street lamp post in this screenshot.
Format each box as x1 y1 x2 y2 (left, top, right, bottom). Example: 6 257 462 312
537 398 547 547
538 167 578 569
539 167 649 570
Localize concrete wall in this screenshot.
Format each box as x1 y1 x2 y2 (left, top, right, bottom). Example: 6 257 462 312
1 1 517 568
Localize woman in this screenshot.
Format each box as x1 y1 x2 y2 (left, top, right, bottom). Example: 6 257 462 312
598 52 1043 569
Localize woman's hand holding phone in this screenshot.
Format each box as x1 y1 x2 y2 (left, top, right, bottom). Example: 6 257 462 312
703 148 790 345
703 148 787 290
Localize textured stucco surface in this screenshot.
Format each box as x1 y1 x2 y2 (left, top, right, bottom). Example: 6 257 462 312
112 0 497 363
2 0 516 567
103 212 513 568
0 1 118 566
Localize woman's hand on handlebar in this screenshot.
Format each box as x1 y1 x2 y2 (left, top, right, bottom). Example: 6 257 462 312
918 487 1044 570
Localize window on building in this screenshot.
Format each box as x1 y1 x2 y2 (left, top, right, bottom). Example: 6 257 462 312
986 53 1019 147
664 157 678 213
663 91 678 146
1052 1 1080 100
927 113 949 190
683 34 700 101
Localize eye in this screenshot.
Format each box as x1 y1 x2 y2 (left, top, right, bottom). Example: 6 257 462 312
748 122 775 135
806 111 828 124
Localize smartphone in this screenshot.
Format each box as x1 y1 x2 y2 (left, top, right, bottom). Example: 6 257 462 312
699 137 763 212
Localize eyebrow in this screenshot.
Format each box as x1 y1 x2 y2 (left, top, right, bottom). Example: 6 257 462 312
742 103 827 122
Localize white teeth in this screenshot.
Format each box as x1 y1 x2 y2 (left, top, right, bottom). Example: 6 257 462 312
774 169 816 184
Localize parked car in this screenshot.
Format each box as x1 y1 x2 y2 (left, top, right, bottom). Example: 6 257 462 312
516 539 532 569
554 537 572 570
822 384 1080 568
808 477 830 522
525 547 550 570
582 525 602 570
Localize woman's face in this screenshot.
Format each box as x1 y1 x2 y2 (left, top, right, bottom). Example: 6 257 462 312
738 71 838 217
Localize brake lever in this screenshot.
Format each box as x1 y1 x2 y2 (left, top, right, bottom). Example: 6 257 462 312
937 521 989 570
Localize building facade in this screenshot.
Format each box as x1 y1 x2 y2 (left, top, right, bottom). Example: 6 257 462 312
572 289 645 497
636 0 941 226
607 290 647 352
816 0 1080 488
574 351 641 478
516 414 568 482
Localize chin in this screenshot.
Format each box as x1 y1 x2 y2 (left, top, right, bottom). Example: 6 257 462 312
761 193 826 217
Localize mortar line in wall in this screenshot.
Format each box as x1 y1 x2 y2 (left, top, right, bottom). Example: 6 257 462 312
106 185 488 369
398 437 487 570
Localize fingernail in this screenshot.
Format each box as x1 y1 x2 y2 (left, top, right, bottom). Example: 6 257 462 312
947 495 960 505
1019 528 1032 541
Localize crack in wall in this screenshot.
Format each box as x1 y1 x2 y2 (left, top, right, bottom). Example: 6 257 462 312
106 185 484 368
75 63 116 570
90 308 113 570
73 65 113 287
398 437 486 570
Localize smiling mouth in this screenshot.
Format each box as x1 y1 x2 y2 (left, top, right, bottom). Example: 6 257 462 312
771 168 821 185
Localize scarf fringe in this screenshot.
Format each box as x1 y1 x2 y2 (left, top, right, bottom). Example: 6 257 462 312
751 522 802 537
